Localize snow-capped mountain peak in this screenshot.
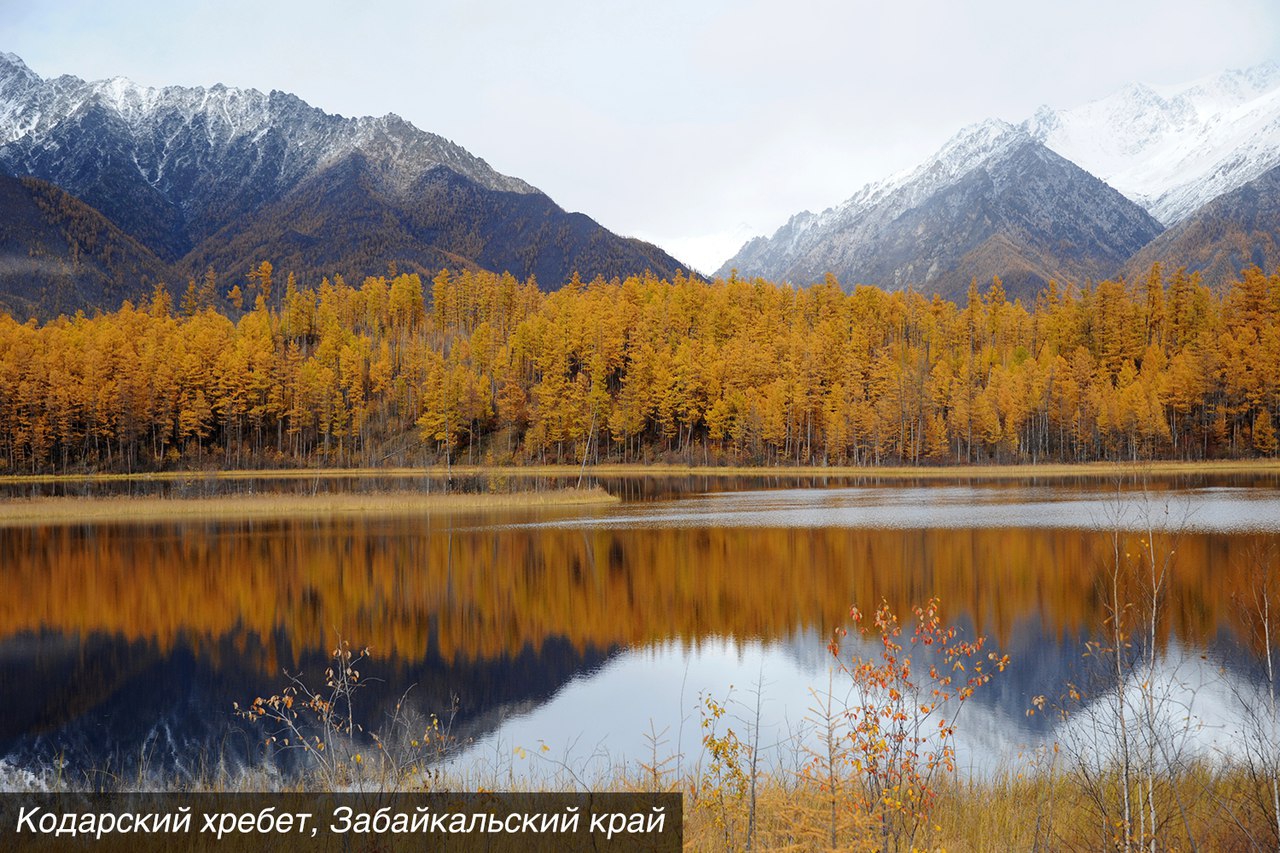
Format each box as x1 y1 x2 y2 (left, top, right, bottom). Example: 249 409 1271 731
0 51 689 310
796 118 1030 242
1027 61 1280 223
1165 61 1280 111
0 52 36 77
715 114 1160 298
718 60 1280 297
0 55 535 201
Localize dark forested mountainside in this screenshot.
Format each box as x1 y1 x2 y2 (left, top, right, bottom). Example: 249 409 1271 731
1126 163 1280 287
180 156 683 291
0 174 170 319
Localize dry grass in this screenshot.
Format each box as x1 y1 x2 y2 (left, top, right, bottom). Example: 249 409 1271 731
20 731 1275 851
20 761 1271 852
672 765 1273 852
1 458 1277 487
0 486 618 526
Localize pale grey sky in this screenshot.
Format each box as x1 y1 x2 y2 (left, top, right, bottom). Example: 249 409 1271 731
4 0 1280 272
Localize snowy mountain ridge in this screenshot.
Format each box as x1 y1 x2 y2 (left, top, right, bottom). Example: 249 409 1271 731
1027 61 1280 224
719 61 1280 288
813 119 1027 231
718 119 1162 299
0 52 534 202
719 119 1038 282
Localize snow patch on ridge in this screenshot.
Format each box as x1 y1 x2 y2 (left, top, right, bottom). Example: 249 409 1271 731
1027 63 1280 224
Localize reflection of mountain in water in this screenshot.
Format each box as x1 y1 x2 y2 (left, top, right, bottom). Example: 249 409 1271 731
775 618 1095 737
0 632 618 784
766 620 1272 773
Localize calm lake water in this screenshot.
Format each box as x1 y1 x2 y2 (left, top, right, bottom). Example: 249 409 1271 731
1 473 1278 787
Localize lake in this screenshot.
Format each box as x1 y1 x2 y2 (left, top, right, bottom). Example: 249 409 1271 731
1 472 1278 788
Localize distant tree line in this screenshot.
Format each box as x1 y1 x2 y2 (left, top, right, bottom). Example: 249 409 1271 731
0 261 1276 473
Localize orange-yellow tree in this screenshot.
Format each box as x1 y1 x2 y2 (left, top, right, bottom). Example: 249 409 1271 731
825 598 1008 852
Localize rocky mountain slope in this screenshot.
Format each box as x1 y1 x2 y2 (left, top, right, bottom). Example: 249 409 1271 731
718 121 1163 301
1125 162 1280 284
0 173 170 318
721 63 1280 298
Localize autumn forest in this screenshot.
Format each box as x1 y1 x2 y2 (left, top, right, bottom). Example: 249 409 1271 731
0 261 1277 474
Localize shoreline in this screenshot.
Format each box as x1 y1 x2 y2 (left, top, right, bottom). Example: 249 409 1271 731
0 458 1277 486
0 486 619 525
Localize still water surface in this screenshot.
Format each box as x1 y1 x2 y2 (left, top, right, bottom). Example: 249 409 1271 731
0 474 1277 785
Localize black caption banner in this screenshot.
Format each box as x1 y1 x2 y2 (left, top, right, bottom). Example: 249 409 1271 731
0 791 681 852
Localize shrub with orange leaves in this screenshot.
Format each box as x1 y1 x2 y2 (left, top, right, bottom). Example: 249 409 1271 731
826 597 1009 852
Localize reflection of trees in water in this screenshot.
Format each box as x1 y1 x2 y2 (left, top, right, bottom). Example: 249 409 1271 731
0 518 1272 664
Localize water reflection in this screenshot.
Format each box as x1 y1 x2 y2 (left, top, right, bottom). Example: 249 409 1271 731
460 629 1266 783
459 632 1041 783
0 479 1276 784
529 484 1280 533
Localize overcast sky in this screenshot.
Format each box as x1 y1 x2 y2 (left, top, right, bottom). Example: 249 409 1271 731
4 0 1280 273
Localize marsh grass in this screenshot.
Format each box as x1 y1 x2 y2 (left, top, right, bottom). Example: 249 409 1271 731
0 486 617 525
662 740 1280 851
19 749 1276 850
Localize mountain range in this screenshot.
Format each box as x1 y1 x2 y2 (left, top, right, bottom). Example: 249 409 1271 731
3 51 1280 315
0 51 684 316
720 62 1280 300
